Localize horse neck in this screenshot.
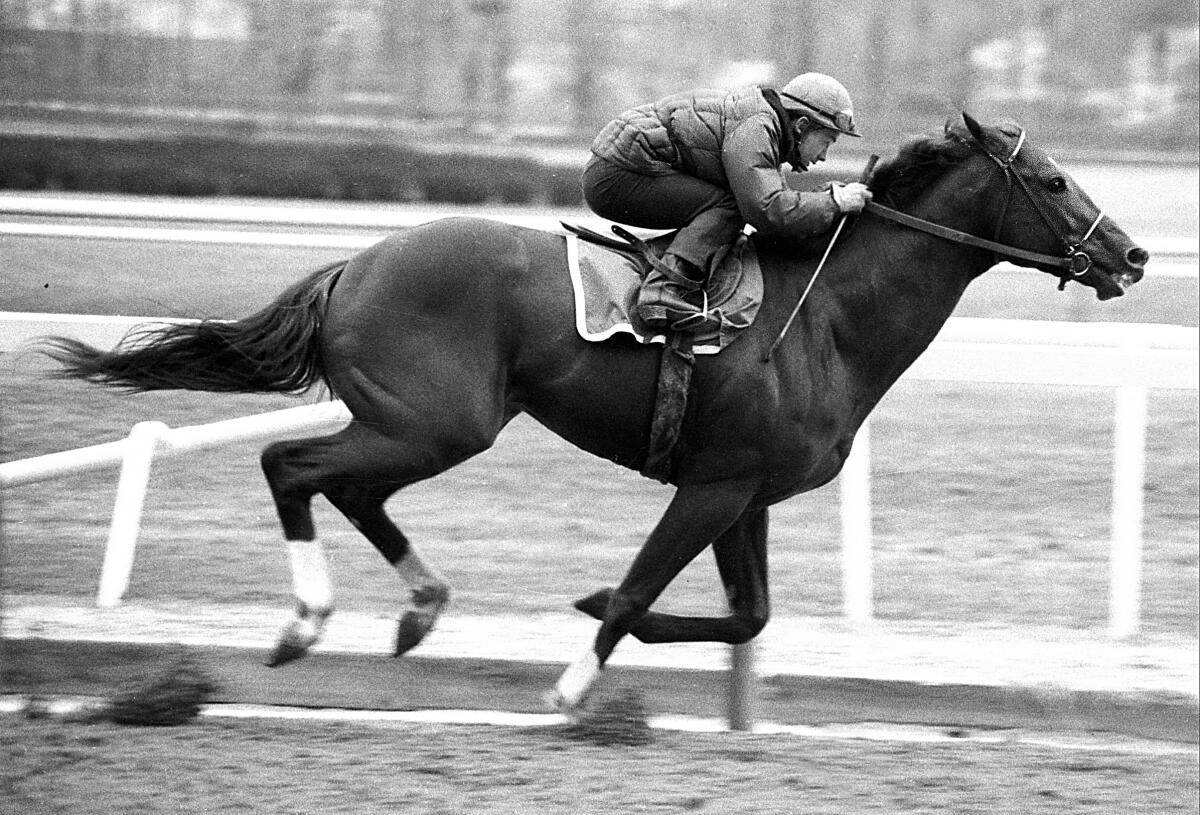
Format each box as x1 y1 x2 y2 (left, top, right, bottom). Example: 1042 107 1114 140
814 183 1000 391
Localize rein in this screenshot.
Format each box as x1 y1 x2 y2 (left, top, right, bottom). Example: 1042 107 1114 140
864 129 1106 289
863 200 1104 275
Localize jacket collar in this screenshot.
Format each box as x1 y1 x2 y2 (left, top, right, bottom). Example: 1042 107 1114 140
761 88 797 167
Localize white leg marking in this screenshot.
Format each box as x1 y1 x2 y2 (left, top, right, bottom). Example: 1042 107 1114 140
269 540 333 665
288 539 332 611
553 649 602 711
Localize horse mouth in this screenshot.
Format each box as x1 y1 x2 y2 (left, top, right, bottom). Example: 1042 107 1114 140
1116 270 1141 290
1094 268 1142 301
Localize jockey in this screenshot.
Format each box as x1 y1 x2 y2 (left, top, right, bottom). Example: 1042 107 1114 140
582 72 873 331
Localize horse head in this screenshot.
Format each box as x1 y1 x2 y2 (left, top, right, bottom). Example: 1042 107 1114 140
949 112 1148 300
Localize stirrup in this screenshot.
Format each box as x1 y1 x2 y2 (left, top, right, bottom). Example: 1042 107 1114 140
670 312 712 332
668 290 716 332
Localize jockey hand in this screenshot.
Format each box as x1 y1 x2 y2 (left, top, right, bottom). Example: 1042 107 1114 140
829 182 873 213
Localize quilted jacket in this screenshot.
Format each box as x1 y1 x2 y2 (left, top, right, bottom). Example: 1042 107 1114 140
590 85 839 237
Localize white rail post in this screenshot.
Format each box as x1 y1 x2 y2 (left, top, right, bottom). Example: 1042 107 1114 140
1109 385 1148 639
840 419 873 623
96 421 167 607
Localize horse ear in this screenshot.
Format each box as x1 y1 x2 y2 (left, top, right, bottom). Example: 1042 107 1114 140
961 112 987 145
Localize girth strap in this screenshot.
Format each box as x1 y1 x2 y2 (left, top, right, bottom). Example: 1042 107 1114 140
641 332 695 484
862 201 1077 272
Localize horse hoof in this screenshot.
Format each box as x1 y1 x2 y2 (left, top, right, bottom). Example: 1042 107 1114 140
392 587 449 657
551 649 602 715
266 607 328 667
573 588 612 619
543 689 583 723
393 610 431 657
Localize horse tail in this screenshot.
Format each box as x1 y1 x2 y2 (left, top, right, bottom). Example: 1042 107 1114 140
40 261 345 395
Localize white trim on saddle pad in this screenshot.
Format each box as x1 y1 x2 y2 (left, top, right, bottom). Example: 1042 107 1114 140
565 235 726 355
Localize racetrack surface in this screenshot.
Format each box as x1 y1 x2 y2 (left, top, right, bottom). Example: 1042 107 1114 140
3 715 1197 814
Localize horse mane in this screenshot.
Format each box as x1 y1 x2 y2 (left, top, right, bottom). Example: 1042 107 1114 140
869 132 975 210
869 118 1024 210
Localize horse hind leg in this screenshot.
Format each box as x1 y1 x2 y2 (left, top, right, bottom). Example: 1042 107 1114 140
323 482 450 657
261 436 334 667
260 421 463 666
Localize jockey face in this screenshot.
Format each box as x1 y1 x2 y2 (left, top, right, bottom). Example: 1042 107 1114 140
792 125 838 172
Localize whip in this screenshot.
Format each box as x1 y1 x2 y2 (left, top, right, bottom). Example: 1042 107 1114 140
762 154 879 363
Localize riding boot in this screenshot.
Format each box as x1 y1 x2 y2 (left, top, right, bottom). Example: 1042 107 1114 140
636 254 712 331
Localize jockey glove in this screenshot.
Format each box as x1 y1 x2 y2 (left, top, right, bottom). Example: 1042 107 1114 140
829 182 873 213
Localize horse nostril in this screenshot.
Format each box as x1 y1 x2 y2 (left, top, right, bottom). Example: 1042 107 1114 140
1127 246 1150 267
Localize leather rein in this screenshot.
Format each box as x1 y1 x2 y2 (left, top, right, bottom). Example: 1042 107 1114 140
862 129 1106 290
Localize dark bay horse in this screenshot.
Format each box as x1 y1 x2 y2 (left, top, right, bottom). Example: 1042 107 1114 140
43 114 1147 713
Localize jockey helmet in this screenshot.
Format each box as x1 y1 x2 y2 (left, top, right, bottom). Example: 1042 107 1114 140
778 73 861 137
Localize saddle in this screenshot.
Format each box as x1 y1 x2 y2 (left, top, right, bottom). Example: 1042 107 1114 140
561 222 762 483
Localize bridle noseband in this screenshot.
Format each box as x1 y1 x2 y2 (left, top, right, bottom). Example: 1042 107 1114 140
864 129 1106 289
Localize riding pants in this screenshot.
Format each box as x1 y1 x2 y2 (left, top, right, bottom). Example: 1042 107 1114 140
581 155 743 273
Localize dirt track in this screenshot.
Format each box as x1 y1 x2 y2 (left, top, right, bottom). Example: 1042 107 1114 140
3 715 1197 815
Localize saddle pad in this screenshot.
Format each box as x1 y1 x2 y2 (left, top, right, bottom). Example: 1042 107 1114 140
565 235 763 355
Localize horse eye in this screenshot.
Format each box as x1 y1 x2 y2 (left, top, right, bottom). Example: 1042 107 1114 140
1047 176 1067 193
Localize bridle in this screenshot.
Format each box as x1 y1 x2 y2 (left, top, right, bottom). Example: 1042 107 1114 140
762 129 1108 363
863 129 1106 290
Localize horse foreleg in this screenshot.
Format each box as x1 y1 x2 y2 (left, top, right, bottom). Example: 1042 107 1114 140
572 507 770 644
550 483 754 713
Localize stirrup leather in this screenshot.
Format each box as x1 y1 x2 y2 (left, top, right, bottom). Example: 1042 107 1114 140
610 225 702 290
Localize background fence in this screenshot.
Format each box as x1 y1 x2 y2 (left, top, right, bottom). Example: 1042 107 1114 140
4 305 1195 637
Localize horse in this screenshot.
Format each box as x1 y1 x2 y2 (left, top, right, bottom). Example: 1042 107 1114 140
41 113 1147 714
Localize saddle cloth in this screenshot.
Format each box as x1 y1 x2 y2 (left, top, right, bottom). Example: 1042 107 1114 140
564 234 763 355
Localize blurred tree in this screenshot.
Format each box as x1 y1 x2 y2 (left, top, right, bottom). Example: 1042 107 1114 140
246 0 332 97
462 0 513 131
567 0 602 131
